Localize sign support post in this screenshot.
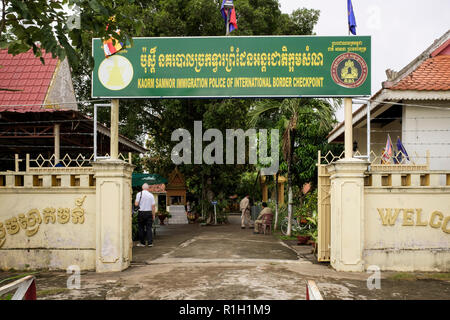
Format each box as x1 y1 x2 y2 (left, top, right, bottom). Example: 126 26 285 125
344 98 353 159
110 99 119 160
367 100 371 161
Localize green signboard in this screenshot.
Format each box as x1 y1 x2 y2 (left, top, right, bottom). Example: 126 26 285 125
92 36 371 98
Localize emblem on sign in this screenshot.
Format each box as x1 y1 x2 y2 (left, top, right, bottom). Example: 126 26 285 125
98 55 134 91
330 52 368 88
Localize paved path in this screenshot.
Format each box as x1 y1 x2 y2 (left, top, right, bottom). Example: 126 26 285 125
2 215 449 300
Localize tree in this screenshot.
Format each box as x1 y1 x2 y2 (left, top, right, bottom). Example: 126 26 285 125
0 0 145 67
249 98 338 236
67 0 322 218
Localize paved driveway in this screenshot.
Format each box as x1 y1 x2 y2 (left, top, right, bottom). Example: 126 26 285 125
2 215 449 300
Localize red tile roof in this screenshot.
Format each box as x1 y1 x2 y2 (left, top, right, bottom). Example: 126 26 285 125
391 54 450 91
0 49 61 112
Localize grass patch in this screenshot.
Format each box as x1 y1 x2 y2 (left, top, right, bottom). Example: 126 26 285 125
37 288 69 297
388 272 450 281
0 272 39 285
272 230 298 241
0 293 13 300
389 273 416 281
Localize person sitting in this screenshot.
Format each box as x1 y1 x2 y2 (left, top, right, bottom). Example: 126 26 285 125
254 202 273 234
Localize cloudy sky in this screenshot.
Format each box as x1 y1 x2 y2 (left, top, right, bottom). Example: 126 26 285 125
278 0 450 120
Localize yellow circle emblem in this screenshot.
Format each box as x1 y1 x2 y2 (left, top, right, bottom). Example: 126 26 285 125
98 55 133 91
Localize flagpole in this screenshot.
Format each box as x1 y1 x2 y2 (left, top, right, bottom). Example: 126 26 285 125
226 9 230 36
345 0 353 159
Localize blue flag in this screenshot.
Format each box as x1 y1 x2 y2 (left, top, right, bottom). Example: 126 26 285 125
221 0 237 33
347 0 357 35
396 137 410 162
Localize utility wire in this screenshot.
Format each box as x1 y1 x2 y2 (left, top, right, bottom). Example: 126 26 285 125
0 99 109 108
0 145 93 149
354 98 450 111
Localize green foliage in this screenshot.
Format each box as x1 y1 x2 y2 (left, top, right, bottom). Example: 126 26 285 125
295 188 317 219
305 209 318 241
132 214 138 241
0 293 13 300
53 1 324 216
1 0 145 68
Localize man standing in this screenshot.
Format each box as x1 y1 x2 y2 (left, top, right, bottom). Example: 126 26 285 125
135 183 156 247
254 202 273 234
239 194 252 229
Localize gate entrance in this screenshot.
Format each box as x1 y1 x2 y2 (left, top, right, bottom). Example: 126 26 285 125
317 150 344 262
90 35 371 271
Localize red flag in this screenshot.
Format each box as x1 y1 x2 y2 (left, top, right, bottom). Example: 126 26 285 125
229 7 238 31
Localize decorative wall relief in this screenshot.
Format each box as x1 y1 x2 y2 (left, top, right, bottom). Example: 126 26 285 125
72 196 86 224
0 223 6 248
43 208 56 224
0 196 87 248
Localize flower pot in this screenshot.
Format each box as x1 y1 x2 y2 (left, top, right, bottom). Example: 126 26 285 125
158 215 167 225
297 235 311 245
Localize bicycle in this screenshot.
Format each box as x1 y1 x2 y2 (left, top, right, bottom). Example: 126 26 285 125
280 216 311 236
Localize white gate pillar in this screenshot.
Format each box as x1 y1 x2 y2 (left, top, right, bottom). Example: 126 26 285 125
327 159 368 272
92 160 134 272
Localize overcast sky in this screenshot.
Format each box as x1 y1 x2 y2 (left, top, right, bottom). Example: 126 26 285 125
278 0 450 121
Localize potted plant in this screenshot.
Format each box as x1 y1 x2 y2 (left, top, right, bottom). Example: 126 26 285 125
297 233 311 245
187 211 196 223
157 211 169 225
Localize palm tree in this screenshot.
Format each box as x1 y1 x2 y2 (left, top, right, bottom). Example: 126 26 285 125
249 98 336 236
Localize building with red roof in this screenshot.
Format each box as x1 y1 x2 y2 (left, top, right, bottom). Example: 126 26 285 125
0 49 146 170
0 49 77 112
328 30 450 170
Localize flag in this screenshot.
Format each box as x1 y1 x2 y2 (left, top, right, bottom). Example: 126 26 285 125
347 0 357 35
382 134 393 163
103 18 124 57
221 0 238 32
396 137 410 162
103 37 123 57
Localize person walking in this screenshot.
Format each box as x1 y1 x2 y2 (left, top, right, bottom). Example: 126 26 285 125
134 183 156 247
239 195 252 229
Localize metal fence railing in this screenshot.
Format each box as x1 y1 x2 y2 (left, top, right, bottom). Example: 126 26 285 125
0 275 37 300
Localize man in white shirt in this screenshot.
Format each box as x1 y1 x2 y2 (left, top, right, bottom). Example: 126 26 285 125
135 183 156 247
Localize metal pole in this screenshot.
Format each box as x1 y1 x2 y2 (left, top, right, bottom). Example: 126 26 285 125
94 104 97 162
110 99 119 160
367 100 371 161
54 124 60 165
226 8 230 36
344 97 353 159
94 104 112 162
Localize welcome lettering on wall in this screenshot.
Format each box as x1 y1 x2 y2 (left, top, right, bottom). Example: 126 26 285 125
377 208 450 234
0 196 87 248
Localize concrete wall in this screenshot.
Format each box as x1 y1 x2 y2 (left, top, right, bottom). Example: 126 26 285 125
353 119 402 157
0 161 134 272
363 172 450 271
0 170 96 270
327 158 450 272
403 100 450 170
